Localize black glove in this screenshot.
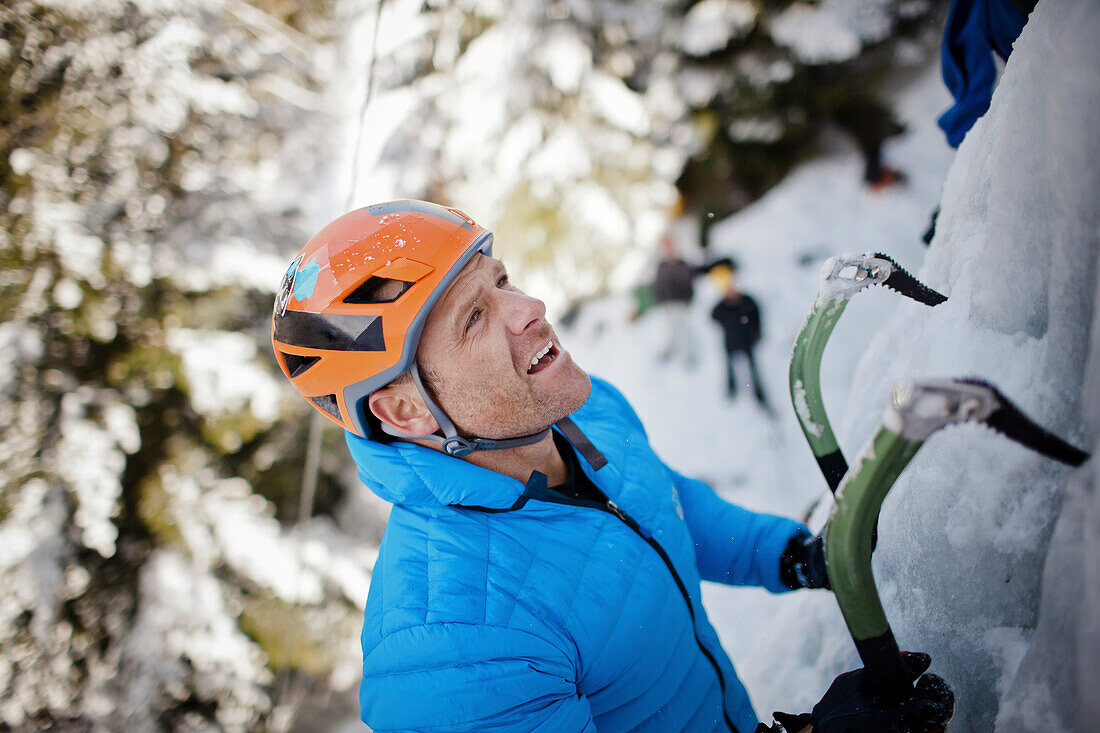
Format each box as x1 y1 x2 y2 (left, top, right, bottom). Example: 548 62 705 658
780 530 830 590
763 652 955 733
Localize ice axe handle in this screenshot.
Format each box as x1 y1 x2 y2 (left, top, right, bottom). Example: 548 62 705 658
816 449 848 494
854 629 915 701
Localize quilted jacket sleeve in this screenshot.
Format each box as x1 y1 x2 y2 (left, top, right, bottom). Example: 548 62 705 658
671 468 807 593
361 622 595 733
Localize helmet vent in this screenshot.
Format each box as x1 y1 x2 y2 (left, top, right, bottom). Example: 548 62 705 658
310 393 341 420
344 276 412 304
282 352 320 378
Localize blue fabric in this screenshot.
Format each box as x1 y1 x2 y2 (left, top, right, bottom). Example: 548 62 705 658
938 0 1029 147
347 377 807 732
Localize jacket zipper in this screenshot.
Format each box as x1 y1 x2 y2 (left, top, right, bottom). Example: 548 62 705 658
535 493 738 733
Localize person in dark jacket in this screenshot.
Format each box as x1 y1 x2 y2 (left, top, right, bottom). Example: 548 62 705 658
271 201 951 733
708 258 768 409
652 232 698 366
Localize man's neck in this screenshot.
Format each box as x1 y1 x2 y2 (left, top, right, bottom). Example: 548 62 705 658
409 429 567 486
463 430 567 486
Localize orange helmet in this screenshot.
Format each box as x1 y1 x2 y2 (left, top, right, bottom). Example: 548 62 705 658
272 200 494 440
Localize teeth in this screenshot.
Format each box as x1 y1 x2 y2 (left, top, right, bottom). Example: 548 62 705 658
530 342 553 366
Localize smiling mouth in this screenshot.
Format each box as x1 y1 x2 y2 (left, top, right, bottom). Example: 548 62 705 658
527 341 559 375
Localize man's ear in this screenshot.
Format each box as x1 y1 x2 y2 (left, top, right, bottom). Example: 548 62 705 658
368 382 440 437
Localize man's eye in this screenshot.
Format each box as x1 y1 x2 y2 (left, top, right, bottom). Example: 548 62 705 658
496 275 509 288
465 308 481 332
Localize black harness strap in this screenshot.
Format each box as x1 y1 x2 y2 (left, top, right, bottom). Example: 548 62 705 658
555 416 608 470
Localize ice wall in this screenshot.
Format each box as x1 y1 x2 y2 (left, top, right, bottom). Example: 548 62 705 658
845 0 1099 727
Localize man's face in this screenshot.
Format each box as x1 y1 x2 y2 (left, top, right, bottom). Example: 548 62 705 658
416 253 591 440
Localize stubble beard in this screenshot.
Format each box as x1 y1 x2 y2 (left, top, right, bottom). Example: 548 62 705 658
439 360 592 441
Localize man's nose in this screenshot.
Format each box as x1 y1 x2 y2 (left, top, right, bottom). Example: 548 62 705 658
498 289 546 334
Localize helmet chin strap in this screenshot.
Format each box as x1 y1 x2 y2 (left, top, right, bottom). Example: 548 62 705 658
378 363 551 458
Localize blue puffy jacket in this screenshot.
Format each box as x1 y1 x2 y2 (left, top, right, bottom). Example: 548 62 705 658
347 377 807 732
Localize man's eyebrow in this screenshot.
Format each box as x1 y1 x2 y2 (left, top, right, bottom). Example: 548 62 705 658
447 257 494 331
486 259 507 281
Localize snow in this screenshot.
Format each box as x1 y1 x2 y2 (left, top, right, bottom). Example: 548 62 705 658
8 147 34 174
526 126 592 184
120 549 273 730
769 3 862 66
0 323 44 393
166 328 283 424
55 390 143 558
674 66 728 107
791 380 824 438
727 116 784 144
735 54 795 89
679 0 757 57
533 28 592 94
157 466 374 612
560 0 1098 726
0 481 69 727
0 0 353 725
51 205 108 284
582 72 651 137
209 238 291 293
565 181 633 243
768 0 896 65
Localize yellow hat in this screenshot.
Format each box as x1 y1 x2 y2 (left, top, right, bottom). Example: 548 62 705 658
708 264 733 291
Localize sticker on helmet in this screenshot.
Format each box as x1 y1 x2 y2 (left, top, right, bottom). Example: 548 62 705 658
294 258 321 301
275 254 303 317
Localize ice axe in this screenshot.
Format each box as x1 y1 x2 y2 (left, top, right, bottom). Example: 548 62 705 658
823 378 1088 718
789 253 947 493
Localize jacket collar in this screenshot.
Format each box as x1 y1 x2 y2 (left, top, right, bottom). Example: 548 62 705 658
344 380 623 511
345 429 527 510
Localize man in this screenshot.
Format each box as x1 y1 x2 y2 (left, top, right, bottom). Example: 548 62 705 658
708 258 768 411
271 201 949 732
652 232 697 366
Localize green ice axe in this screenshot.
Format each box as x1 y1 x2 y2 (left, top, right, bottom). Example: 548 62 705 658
825 378 1090 700
789 253 947 493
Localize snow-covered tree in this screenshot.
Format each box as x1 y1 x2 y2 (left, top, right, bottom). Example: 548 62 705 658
0 1 374 729
351 0 945 311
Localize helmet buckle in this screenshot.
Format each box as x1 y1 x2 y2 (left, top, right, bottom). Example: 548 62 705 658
443 437 474 457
